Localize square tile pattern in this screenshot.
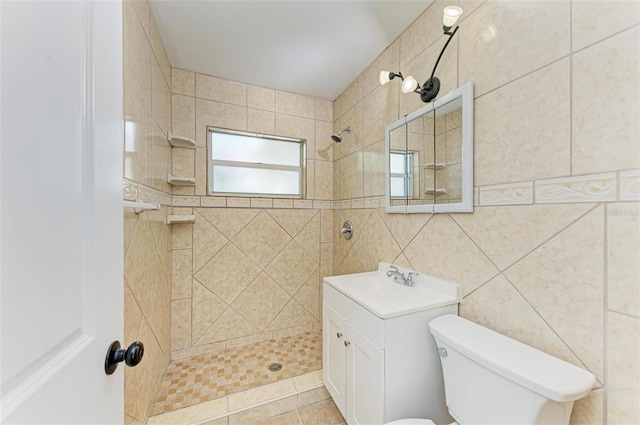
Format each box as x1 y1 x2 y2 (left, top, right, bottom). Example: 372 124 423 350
153 331 322 415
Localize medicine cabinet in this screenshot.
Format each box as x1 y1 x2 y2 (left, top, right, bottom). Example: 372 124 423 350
385 82 473 213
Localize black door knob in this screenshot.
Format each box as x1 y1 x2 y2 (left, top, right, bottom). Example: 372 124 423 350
104 340 144 375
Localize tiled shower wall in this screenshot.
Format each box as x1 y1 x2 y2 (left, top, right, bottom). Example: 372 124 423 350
168 70 334 360
332 1 639 424
122 0 173 423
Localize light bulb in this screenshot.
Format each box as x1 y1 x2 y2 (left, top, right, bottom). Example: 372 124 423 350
379 71 391 85
401 76 418 93
442 6 463 27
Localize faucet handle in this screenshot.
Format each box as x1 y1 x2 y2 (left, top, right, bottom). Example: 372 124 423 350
386 265 398 276
340 220 353 240
406 272 419 285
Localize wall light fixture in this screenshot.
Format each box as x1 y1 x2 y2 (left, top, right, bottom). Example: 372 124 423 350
380 6 463 103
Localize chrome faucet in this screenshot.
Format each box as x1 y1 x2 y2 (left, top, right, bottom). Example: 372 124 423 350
406 271 419 287
386 266 419 287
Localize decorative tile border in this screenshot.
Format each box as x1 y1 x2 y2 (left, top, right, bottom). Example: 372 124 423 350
351 198 365 209
201 197 227 208
335 200 351 209
227 197 250 208
294 199 314 209
168 196 332 210
479 182 533 206
123 179 138 201
364 197 380 209
535 173 616 203
620 170 640 201
162 170 640 211
273 199 294 208
332 197 382 210
124 179 172 205
251 198 273 208
154 190 173 207
173 195 201 207
328 171 640 209
313 200 332 210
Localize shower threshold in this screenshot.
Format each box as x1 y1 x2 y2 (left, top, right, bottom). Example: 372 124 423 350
147 370 326 425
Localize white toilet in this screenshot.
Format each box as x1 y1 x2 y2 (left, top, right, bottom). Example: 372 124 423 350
387 314 596 425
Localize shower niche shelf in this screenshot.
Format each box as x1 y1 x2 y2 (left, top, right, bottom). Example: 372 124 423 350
123 200 160 214
166 214 196 225
425 188 447 195
168 133 196 149
424 163 446 170
167 174 196 186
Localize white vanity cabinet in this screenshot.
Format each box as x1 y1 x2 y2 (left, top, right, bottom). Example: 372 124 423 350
323 263 462 425
324 288 385 424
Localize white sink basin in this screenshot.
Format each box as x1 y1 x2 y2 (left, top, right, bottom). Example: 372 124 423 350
324 262 462 319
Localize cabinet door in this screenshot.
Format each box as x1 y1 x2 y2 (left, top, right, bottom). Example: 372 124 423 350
323 303 347 416
346 323 385 425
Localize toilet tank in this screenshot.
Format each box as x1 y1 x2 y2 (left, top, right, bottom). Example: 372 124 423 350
429 315 595 425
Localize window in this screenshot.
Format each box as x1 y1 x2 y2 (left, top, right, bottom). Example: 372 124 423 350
208 128 305 198
389 150 414 198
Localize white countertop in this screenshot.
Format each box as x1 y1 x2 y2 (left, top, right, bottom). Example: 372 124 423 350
324 263 462 319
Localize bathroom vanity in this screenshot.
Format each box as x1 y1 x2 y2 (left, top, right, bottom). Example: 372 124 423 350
323 263 462 425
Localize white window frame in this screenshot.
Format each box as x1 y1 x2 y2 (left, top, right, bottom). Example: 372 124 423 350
207 127 306 198
389 150 414 199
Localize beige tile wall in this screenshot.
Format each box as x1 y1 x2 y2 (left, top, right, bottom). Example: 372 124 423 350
169 206 331 360
332 1 640 424
169 70 334 359
169 68 334 203
123 0 173 423
130 0 640 423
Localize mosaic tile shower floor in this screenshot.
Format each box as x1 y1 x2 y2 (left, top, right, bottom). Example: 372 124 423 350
152 331 322 415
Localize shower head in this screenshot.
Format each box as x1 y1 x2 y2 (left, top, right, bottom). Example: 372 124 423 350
331 127 351 143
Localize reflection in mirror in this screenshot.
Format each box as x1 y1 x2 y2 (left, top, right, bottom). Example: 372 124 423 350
388 122 408 207
430 99 463 205
390 150 419 206
385 82 473 213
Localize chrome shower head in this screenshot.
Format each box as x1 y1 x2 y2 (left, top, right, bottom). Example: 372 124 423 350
331 127 351 143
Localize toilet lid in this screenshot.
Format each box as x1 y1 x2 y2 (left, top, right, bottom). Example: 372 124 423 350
385 419 436 425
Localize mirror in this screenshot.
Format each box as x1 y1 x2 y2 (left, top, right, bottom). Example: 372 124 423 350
385 82 473 213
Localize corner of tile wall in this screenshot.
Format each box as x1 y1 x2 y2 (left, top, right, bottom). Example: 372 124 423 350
123 0 173 423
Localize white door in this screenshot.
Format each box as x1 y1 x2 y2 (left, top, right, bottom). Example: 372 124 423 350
323 303 347 417
346 323 385 425
1 1 124 423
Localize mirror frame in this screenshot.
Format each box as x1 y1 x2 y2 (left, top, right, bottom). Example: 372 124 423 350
385 82 473 214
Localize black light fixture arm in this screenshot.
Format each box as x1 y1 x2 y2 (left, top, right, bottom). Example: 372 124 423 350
380 6 463 104
419 25 459 103
429 26 459 84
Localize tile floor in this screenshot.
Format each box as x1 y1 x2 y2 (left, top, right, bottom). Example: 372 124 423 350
251 399 345 425
146 370 345 425
153 331 322 415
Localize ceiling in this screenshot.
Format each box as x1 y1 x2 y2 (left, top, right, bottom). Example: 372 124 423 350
148 1 433 100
